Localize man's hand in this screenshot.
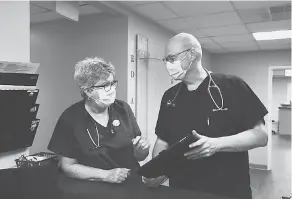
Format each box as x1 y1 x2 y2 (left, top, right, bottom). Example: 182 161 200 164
104 168 131 184
142 175 168 188
184 130 220 160
132 136 150 161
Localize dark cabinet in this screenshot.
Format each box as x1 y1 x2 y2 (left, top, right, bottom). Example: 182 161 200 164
0 73 40 153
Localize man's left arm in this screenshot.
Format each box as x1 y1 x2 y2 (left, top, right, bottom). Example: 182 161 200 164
185 120 268 160
216 119 268 152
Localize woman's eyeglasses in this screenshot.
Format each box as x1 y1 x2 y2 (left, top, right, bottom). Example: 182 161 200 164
90 80 118 92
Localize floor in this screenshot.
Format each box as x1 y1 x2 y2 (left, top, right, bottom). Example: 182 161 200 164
250 134 291 199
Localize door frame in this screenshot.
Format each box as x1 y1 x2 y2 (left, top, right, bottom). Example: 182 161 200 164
267 65 291 170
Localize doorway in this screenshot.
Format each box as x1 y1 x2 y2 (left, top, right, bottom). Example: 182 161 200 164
267 66 291 171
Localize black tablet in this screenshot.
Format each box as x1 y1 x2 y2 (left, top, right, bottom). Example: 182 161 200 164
136 133 199 178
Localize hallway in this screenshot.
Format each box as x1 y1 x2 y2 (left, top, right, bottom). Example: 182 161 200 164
251 134 291 199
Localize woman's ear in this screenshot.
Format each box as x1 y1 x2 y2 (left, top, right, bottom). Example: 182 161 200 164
83 88 92 99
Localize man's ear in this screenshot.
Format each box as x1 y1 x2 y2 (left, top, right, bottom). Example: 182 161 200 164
190 49 196 61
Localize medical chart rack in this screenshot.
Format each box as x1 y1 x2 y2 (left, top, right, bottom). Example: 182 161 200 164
0 61 41 153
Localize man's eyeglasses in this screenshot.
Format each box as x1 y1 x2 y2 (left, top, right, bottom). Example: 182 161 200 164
90 80 118 92
162 48 192 64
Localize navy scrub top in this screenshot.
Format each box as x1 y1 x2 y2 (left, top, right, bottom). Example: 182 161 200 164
155 73 268 199
48 99 141 170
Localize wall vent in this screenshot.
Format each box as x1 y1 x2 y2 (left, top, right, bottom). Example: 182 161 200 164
269 3 291 21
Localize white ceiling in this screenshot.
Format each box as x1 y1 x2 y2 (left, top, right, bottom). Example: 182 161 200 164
30 1 291 54
30 1 102 24
120 1 291 53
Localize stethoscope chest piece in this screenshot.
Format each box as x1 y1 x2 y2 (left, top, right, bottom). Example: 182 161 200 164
212 107 228 112
167 100 175 108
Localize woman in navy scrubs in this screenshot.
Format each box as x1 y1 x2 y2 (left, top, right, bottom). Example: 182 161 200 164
48 57 150 184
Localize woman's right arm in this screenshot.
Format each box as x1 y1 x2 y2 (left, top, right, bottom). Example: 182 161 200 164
60 156 130 183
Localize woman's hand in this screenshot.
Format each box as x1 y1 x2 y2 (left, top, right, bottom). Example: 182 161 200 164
104 168 131 183
142 175 168 188
132 136 150 161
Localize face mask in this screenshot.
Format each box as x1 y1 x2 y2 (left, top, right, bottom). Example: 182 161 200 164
89 87 116 108
166 51 193 80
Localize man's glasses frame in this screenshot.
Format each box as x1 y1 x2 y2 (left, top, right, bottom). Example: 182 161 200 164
162 48 192 64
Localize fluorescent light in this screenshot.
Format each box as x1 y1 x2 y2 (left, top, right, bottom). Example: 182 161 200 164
253 30 292 41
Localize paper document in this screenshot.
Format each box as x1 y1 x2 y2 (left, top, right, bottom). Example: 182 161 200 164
0 61 40 74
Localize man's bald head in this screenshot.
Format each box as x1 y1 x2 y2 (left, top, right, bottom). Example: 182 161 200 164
166 33 202 60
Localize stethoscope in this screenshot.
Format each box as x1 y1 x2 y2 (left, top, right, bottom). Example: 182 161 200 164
166 68 228 113
86 120 121 168
86 107 116 151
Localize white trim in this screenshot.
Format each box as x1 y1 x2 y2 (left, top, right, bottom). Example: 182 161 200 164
127 38 137 116
267 65 292 171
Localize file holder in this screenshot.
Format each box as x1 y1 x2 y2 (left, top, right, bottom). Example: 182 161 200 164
0 119 40 153
0 72 38 86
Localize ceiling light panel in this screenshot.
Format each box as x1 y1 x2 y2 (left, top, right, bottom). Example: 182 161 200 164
256 38 291 45
185 11 243 28
163 1 234 17
253 30 292 40
135 3 177 21
237 8 271 23
232 1 289 10
212 34 255 43
157 18 189 31
219 41 258 49
200 25 249 37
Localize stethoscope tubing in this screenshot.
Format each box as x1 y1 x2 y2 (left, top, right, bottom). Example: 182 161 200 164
166 68 227 112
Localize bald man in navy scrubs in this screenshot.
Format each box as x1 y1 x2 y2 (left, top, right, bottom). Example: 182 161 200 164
48 57 150 184
143 33 268 199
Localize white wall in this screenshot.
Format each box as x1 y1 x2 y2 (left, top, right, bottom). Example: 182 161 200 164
30 14 128 154
287 80 291 102
272 77 291 121
211 50 291 166
128 15 174 146
202 49 212 70
0 1 30 63
0 1 30 169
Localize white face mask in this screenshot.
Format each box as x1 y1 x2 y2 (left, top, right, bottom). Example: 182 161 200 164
90 87 116 108
166 51 193 80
